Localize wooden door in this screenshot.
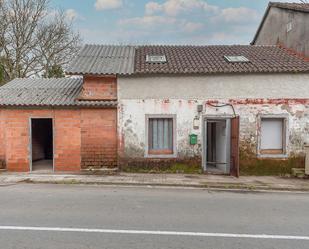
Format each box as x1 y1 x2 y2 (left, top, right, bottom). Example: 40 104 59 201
230 116 240 177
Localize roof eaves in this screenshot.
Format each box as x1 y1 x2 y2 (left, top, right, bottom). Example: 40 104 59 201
133 70 309 76
0 101 118 108
65 71 133 77
270 2 309 13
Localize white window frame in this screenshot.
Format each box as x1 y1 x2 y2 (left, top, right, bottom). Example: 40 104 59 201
287 21 293 33
257 114 288 158
145 114 177 158
146 55 167 63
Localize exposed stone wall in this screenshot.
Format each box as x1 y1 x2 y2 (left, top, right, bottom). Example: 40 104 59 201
78 75 117 100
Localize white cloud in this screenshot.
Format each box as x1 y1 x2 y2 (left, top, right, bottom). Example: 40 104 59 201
145 2 162 15
119 15 204 36
86 0 263 45
65 9 79 21
182 22 204 33
45 9 83 22
145 0 218 16
121 0 213 34
213 7 259 24
94 0 122 11
119 15 178 28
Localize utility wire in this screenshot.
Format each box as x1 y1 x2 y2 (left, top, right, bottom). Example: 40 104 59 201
206 103 237 117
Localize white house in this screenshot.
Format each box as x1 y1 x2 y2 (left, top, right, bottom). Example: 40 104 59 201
117 45 309 176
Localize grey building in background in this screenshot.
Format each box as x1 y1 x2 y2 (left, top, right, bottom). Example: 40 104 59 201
252 2 309 58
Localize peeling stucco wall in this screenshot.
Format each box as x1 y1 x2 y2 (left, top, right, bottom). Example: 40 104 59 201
118 99 203 159
118 74 309 171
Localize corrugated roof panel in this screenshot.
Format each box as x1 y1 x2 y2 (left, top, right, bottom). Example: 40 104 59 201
66 45 135 75
0 78 117 107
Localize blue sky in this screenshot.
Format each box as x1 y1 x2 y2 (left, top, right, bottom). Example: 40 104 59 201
51 0 296 45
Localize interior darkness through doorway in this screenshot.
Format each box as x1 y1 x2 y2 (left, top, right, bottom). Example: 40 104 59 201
31 118 53 171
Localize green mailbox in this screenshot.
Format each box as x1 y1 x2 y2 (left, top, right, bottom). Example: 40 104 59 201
189 134 198 145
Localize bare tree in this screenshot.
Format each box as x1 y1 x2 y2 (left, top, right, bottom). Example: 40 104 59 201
0 0 81 81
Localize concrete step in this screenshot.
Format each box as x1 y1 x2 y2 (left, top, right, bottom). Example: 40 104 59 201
81 167 119 175
291 168 306 178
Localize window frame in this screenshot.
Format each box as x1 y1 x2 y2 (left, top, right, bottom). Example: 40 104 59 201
257 114 288 158
145 114 177 158
286 21 293 33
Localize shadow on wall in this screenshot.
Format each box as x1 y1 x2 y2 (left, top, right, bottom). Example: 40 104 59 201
0 159 5 169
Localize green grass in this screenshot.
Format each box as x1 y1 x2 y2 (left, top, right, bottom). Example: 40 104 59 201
122 163 202 174
240 156 305 176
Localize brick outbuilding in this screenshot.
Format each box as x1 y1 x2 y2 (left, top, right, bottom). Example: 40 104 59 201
0 78 118 172
0 45 135 173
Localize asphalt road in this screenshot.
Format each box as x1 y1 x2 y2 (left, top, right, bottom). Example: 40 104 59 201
0 184 309 249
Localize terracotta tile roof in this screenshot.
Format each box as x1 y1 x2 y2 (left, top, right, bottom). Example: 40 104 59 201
135 45 309 75
270 2 309 12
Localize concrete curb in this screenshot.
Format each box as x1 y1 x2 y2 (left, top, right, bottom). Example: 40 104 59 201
10 177 309 193
1 172 309 193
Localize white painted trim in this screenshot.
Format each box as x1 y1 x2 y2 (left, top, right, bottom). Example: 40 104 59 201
29 118 32 172
202 115 233 173
0 226 308 240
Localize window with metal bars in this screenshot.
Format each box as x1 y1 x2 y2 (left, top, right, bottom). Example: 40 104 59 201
148 118 173 155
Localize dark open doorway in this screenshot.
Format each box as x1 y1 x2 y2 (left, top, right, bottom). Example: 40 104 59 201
203 116 240 177
31 118 53 172
205 119 231 174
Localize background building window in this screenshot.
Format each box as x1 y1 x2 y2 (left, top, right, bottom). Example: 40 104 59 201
148 118 173 155
287 21 293 32
260 118 285 155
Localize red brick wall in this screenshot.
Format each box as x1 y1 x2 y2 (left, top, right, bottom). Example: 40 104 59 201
0 110 5 169
54 110 81 172
4 110 50 172
81 109 117 169
78 76 117 101
0 108 117 172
